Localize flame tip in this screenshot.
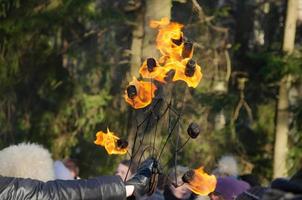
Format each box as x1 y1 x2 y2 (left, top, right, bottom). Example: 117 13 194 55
94 129 127 155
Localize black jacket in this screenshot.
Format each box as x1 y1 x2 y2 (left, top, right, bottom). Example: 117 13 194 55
0 175 126 200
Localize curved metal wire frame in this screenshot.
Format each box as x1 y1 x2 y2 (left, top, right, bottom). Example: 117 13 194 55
124 82 191 193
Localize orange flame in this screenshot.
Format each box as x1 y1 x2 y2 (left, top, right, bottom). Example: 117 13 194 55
150 17 184 61
124 18 201 109
139 58 170 83
185 167 217 195
164 58 202 88
124 77 157 109
94 128 128 155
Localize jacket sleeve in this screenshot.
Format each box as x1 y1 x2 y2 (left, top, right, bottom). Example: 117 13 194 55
0 175 126 200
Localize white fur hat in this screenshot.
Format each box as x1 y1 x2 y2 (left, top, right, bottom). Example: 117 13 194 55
0 143 55 182
213 155 239 177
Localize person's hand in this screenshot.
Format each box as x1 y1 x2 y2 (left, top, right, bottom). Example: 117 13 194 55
125 157 160 197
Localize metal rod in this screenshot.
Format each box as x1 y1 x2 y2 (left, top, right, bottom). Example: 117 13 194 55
176 137 190 153
157 113 181 160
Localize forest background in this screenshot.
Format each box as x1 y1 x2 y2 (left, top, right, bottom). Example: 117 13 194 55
1 0 302 184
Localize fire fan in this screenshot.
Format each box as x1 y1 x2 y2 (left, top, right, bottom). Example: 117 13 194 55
95 17 216 197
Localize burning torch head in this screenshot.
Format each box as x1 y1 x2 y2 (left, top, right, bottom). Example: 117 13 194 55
124 77 157 109
127 85 137 99
182 167 217 196
171 35 183 46
147 58 157 72
182 169 195 183
185 59 196 77
94 129 128 155
117 139 129 149
182 41 193 59
187 122 200 139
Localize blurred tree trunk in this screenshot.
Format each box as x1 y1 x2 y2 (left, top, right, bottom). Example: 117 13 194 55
128 12 144 79
273 0 298 178
127 0 171 75
127 0 172 157
142 0 171 59
282 0 297 53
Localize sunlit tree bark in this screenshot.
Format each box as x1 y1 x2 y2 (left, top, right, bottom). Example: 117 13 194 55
126 0 172 157
273 0 298 178
128 12 144 79
128 0 171 76
142 0 172 59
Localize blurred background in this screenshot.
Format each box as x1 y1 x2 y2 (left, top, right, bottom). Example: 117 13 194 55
0 0 302 184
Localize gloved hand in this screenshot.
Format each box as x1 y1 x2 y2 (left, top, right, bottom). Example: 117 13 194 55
125 157 160 197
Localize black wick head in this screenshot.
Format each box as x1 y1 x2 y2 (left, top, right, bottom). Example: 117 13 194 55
127 85 137 99
171 35 183 46
185 59 196 77
182 41 193 58
187 122 200 139
147 58 157 72
117 139 128 149
182 169 195 183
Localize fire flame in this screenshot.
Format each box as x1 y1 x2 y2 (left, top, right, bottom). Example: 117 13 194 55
164 58 202 88
124 18 202 109
139 58 170 83
124 77 157 109
150 18 201 87
184 167 217 195
150 17 184 61
94 128 128 155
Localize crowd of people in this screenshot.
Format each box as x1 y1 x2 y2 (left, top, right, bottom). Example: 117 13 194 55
0 143 301 200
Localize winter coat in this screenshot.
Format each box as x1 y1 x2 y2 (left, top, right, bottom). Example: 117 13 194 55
0 175 126 200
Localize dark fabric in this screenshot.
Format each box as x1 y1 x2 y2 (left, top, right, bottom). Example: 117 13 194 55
236 186 267 200
214 177 250 200
262 189 302 200
239 174 260 187
140 189 165 200
0 175 126 200
127 195 136 200
271 169 302 195
271 179 302 195
125 157 158 197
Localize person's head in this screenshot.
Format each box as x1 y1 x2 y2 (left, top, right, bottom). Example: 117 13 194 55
209 176 250 200
115 159 136 181
63 158 80 179
165 165 192 200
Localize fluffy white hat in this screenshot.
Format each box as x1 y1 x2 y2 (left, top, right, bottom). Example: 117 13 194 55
213 155 239 177
0 143 55 182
